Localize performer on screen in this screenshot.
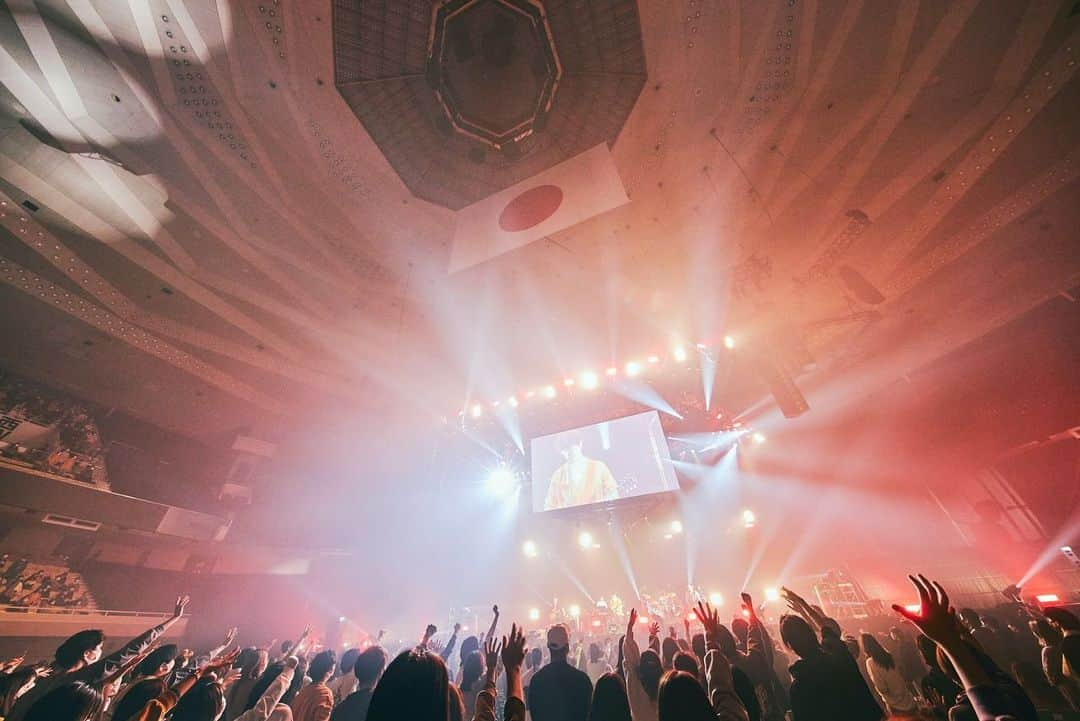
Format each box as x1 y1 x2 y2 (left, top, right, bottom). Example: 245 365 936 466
544 436 617 510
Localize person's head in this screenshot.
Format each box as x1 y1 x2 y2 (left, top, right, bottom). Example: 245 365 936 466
661 637 678 669
527 647 542 669
560 437 585 462
170 677 227 721
339 647 361 676
308 649 336 684
55 629 105 670
1030 618 1063 647
589 642 603 664
637 649 663 701
712 624 738 660
0 667 39 714
23 681 105 721
779 614 820 659
459 635 479 664
959 608 983 629
366 649 449 721
447 683 465 721
691 633 706 662
237 647 269 680
137 644 179 678
1044 607 1080 634
657 670 714 721
588 672 632 721
860 633 894 670
672 651 700 677
354 645 388 689
730 617 749 646
461 649 484 692
547 624 571 661
110 677 167 721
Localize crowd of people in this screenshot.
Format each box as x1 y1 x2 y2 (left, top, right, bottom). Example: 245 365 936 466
0 574 1077 721
0 373 107 486
0 556 95 609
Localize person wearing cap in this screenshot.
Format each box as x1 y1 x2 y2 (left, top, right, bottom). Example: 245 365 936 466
526 625 592 721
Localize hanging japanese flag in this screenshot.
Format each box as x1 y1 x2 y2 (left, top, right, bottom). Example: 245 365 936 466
449 143 630 273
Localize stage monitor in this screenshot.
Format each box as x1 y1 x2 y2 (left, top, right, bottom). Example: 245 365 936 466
530 410 678 512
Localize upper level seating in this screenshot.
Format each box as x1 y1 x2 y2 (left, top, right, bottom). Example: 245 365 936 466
0 555 96 610
0 372 108 487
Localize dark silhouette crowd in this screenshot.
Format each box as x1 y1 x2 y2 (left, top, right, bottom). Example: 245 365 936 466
0 577 1078 721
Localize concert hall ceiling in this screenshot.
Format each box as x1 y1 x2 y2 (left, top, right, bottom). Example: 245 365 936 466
0 0 1077 443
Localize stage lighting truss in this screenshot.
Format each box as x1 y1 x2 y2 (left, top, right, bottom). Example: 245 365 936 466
457 335 742 419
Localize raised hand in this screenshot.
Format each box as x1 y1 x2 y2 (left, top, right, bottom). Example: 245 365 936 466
222 626 238 647
501 623 526 672
892 574 963 647
693 601 722 646
740 593 757 620
201 647 242 678
173 595 191 618
287 625 312 657
484 634 502 680
454 622 462 634
627 608 638 639
220 667 242 688
422 624 437 648
668 625 677 639
648 621 661 639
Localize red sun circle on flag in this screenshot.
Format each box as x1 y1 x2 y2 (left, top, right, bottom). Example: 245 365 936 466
498 185 564 232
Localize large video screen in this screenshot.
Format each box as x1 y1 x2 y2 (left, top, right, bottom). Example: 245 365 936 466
531 411 679 512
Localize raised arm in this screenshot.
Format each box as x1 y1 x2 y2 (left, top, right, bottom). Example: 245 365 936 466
622 610 659 721
474 624 528 721
136 648 243 721
202 627 238 663
740 593 774 668
695 601 750 721
441 623 461 662
78 595 190 685
893 574 1034 721
280 625 311 659
648 621 661 655
233 656 298 721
